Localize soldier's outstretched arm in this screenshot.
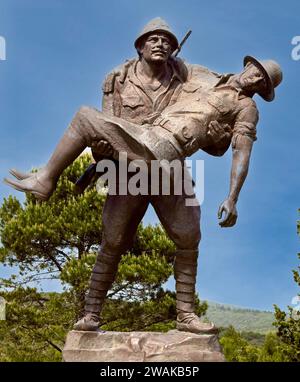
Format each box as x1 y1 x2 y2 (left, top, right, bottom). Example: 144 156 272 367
218 135 253 227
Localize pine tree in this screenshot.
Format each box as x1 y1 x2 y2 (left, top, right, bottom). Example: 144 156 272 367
272 212 300 361
219 212 300 362
0 155 207 361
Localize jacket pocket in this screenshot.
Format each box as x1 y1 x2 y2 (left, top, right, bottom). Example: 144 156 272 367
207 93 230 115
181 81 202 93
120 85 144 108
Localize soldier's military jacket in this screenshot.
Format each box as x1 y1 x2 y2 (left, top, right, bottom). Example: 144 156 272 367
152 74 259 157
101 57 230 157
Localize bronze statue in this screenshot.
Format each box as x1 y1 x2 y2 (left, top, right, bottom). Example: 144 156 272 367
4 18 282 333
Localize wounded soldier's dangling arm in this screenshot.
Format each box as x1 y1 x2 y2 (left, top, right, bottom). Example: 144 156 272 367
218 135 254 227
218 104 258 227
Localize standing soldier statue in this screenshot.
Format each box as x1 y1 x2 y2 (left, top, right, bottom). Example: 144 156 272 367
78 18 221 333
4 18 282 334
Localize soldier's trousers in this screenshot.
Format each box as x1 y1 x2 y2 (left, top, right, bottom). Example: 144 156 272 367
68 106 202 316
85 189 201 316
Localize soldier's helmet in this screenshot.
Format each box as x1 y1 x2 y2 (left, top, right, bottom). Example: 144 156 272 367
134 17 179 52
244 56 283 101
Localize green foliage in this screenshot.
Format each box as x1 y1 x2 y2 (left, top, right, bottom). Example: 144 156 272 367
100 292 177 332
0 155 207 361
219 326 260 362
219 327 293 362
238 330 266 346
220 212 300 362
0 155 104 277
272 254 300 361
0 288 74 361
270 213 300 361
258 332 295 362
205 302 274 334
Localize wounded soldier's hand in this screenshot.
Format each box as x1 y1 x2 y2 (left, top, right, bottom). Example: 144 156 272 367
207 121 232 145
218 198 238 228
91 140 114 161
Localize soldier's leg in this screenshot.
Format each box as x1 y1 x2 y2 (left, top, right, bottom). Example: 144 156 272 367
151 191 217 334
4 106 152 200
74 193 149 331
5 106 106 200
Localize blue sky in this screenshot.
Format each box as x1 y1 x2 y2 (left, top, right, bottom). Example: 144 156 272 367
0 0 299 311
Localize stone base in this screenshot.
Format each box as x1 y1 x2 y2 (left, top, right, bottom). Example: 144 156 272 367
62 330 225 362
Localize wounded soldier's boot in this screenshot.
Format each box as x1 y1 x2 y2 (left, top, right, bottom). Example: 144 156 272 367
174 249 217 334
73 251 121 331
9 168 31 180
4 110 88 201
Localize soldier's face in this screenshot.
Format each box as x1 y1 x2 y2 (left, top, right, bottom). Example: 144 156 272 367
140 33 173 63
239 63 266 93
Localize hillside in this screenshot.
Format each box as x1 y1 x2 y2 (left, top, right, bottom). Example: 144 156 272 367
204 301 275 334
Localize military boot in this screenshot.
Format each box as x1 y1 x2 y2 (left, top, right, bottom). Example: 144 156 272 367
174 249 217 334
73 251 121 331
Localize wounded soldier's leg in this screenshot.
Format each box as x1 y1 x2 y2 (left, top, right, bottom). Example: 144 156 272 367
3 106 111 200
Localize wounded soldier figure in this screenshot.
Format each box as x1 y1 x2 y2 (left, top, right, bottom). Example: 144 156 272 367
4 55 282 202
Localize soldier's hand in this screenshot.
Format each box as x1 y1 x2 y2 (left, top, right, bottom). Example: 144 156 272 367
91 140 113 159
207 121 232 145
218 198 238 227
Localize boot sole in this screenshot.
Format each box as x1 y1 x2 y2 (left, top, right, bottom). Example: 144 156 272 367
177 322 218 334
73 322 100 331
4 178 50 201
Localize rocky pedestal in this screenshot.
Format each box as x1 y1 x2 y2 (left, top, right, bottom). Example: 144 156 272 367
62 330 225 362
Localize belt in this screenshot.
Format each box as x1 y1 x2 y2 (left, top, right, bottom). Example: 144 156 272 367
153 116 199 157
140 127 185 161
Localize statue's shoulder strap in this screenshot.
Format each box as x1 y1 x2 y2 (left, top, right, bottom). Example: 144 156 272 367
170 57 222 87
169 56 189 82
102 58 137 94
187 63 222 86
